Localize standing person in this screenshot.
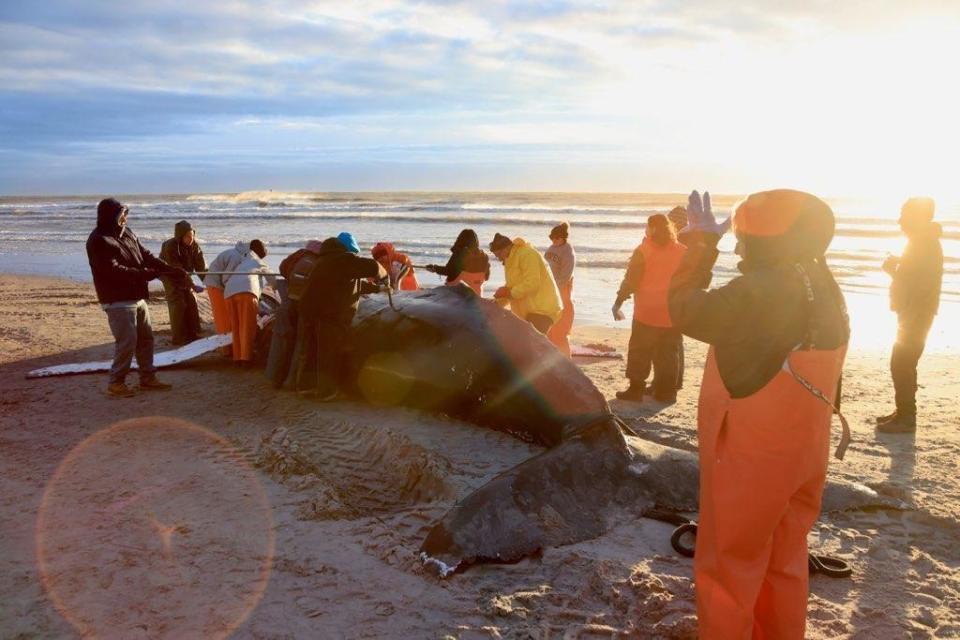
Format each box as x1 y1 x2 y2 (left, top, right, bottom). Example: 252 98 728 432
274 240 324 389
86 198 177 397
425 229 491 295
668 204 690 391
488 233 561 334
223 240 274 366
876 197 944 433
297 232 386 401
670 189 848 638
160 220 206 345
544 222 576 356
204 241 249 355
371 242 420 291
612 214 687 402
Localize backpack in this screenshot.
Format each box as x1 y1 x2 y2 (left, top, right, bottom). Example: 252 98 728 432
287 252 320 301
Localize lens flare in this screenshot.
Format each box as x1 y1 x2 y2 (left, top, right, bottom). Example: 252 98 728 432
36 417 274 639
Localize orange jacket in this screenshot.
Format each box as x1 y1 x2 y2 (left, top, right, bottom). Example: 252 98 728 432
371 242 419 291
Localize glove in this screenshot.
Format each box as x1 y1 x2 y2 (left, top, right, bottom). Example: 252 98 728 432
612 302 626 321
493 286 511 299
192 285 205 294
882 255 900 276
424 264 440 274
681 190 731 236
141 268 160 281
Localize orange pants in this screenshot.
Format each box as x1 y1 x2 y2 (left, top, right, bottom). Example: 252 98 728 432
206 286 232 334
695 351 835 639
227 293 259 362
548 280 574 357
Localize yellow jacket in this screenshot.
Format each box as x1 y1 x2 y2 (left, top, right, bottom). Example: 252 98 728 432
503 238 562 323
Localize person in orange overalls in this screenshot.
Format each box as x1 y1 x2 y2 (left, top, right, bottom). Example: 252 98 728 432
613 214 687 402
371 242 420 291
668 189 849 639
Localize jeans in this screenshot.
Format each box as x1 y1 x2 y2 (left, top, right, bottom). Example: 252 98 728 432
103 300 156 384
626 320 680 396
891 314 933 417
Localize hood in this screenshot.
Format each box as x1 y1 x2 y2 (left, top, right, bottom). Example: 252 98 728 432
512 237 529 249
96 198 126 234
734 189 835 269
174 220 193 241
305 239 324 254
908 221 943 241
319 236 349 255
452 229 479 252
233 240 249 254
372 242 396 263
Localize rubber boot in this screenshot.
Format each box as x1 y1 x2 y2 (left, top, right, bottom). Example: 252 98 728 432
615 383 646 402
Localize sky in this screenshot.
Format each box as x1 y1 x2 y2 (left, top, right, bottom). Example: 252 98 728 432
1 0 959 197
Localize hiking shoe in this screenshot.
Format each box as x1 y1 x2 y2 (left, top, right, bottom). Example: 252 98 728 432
107 382 137 398
615 384 646 402
875 410 898 425
653 391 677 404
139 376 172 391
876 414 916 434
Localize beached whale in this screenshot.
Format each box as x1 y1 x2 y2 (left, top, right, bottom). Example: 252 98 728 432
346 286 899 576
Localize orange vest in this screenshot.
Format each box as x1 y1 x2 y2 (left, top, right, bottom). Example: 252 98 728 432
633 240 687 327
447 271 486 296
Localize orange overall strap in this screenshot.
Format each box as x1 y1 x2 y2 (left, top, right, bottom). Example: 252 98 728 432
782 358 851 460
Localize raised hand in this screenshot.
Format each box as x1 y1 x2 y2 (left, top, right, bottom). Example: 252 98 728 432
682 189 731 236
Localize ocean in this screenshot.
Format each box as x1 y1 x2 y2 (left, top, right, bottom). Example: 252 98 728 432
2 191 957 351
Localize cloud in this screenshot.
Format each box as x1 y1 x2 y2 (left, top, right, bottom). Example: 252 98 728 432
2 0 959 194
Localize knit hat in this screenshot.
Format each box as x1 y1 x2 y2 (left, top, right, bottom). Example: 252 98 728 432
336 232 360 254
733 189 835 261
489 233 512 252
549 221 569 240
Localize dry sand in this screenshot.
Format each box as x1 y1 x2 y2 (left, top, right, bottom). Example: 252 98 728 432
1 274 958 639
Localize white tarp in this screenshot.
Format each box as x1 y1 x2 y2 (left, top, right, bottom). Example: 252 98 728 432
26 333 232 379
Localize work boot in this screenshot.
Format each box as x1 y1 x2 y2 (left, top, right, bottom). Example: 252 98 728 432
653 391 677 404
875 409 898 425
107 382 137 398
876 413 916 434
139 376 172 391
615 384 646 402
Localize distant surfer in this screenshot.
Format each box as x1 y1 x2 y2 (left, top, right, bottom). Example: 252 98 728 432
85 198 179 397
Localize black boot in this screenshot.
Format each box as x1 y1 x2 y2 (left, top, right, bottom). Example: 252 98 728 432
615 383 646 402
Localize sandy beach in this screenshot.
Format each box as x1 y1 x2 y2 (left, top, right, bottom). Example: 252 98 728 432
1 273 959 639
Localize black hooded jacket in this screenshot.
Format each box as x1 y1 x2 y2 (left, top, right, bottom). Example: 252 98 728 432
668 235 849 399
890 222 943 323
160 220 206 289
299 237 384 324
431 229 491 282
86 207 172 304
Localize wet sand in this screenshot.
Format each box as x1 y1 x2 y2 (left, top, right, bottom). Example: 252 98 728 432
1 274 958 638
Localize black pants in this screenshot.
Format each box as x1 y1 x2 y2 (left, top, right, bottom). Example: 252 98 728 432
891 315 933 417
626 320 680 396
527 313 554 335
315 320 349 395
164 283 200 344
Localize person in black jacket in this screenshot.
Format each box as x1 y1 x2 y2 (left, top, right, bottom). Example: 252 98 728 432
424 229 491 285
296 232 386 401
160 220 206 345
877 197 944 433
86 198 182 397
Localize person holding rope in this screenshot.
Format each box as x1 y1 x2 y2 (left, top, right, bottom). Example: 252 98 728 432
223 240 274 366
667 189 849 638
